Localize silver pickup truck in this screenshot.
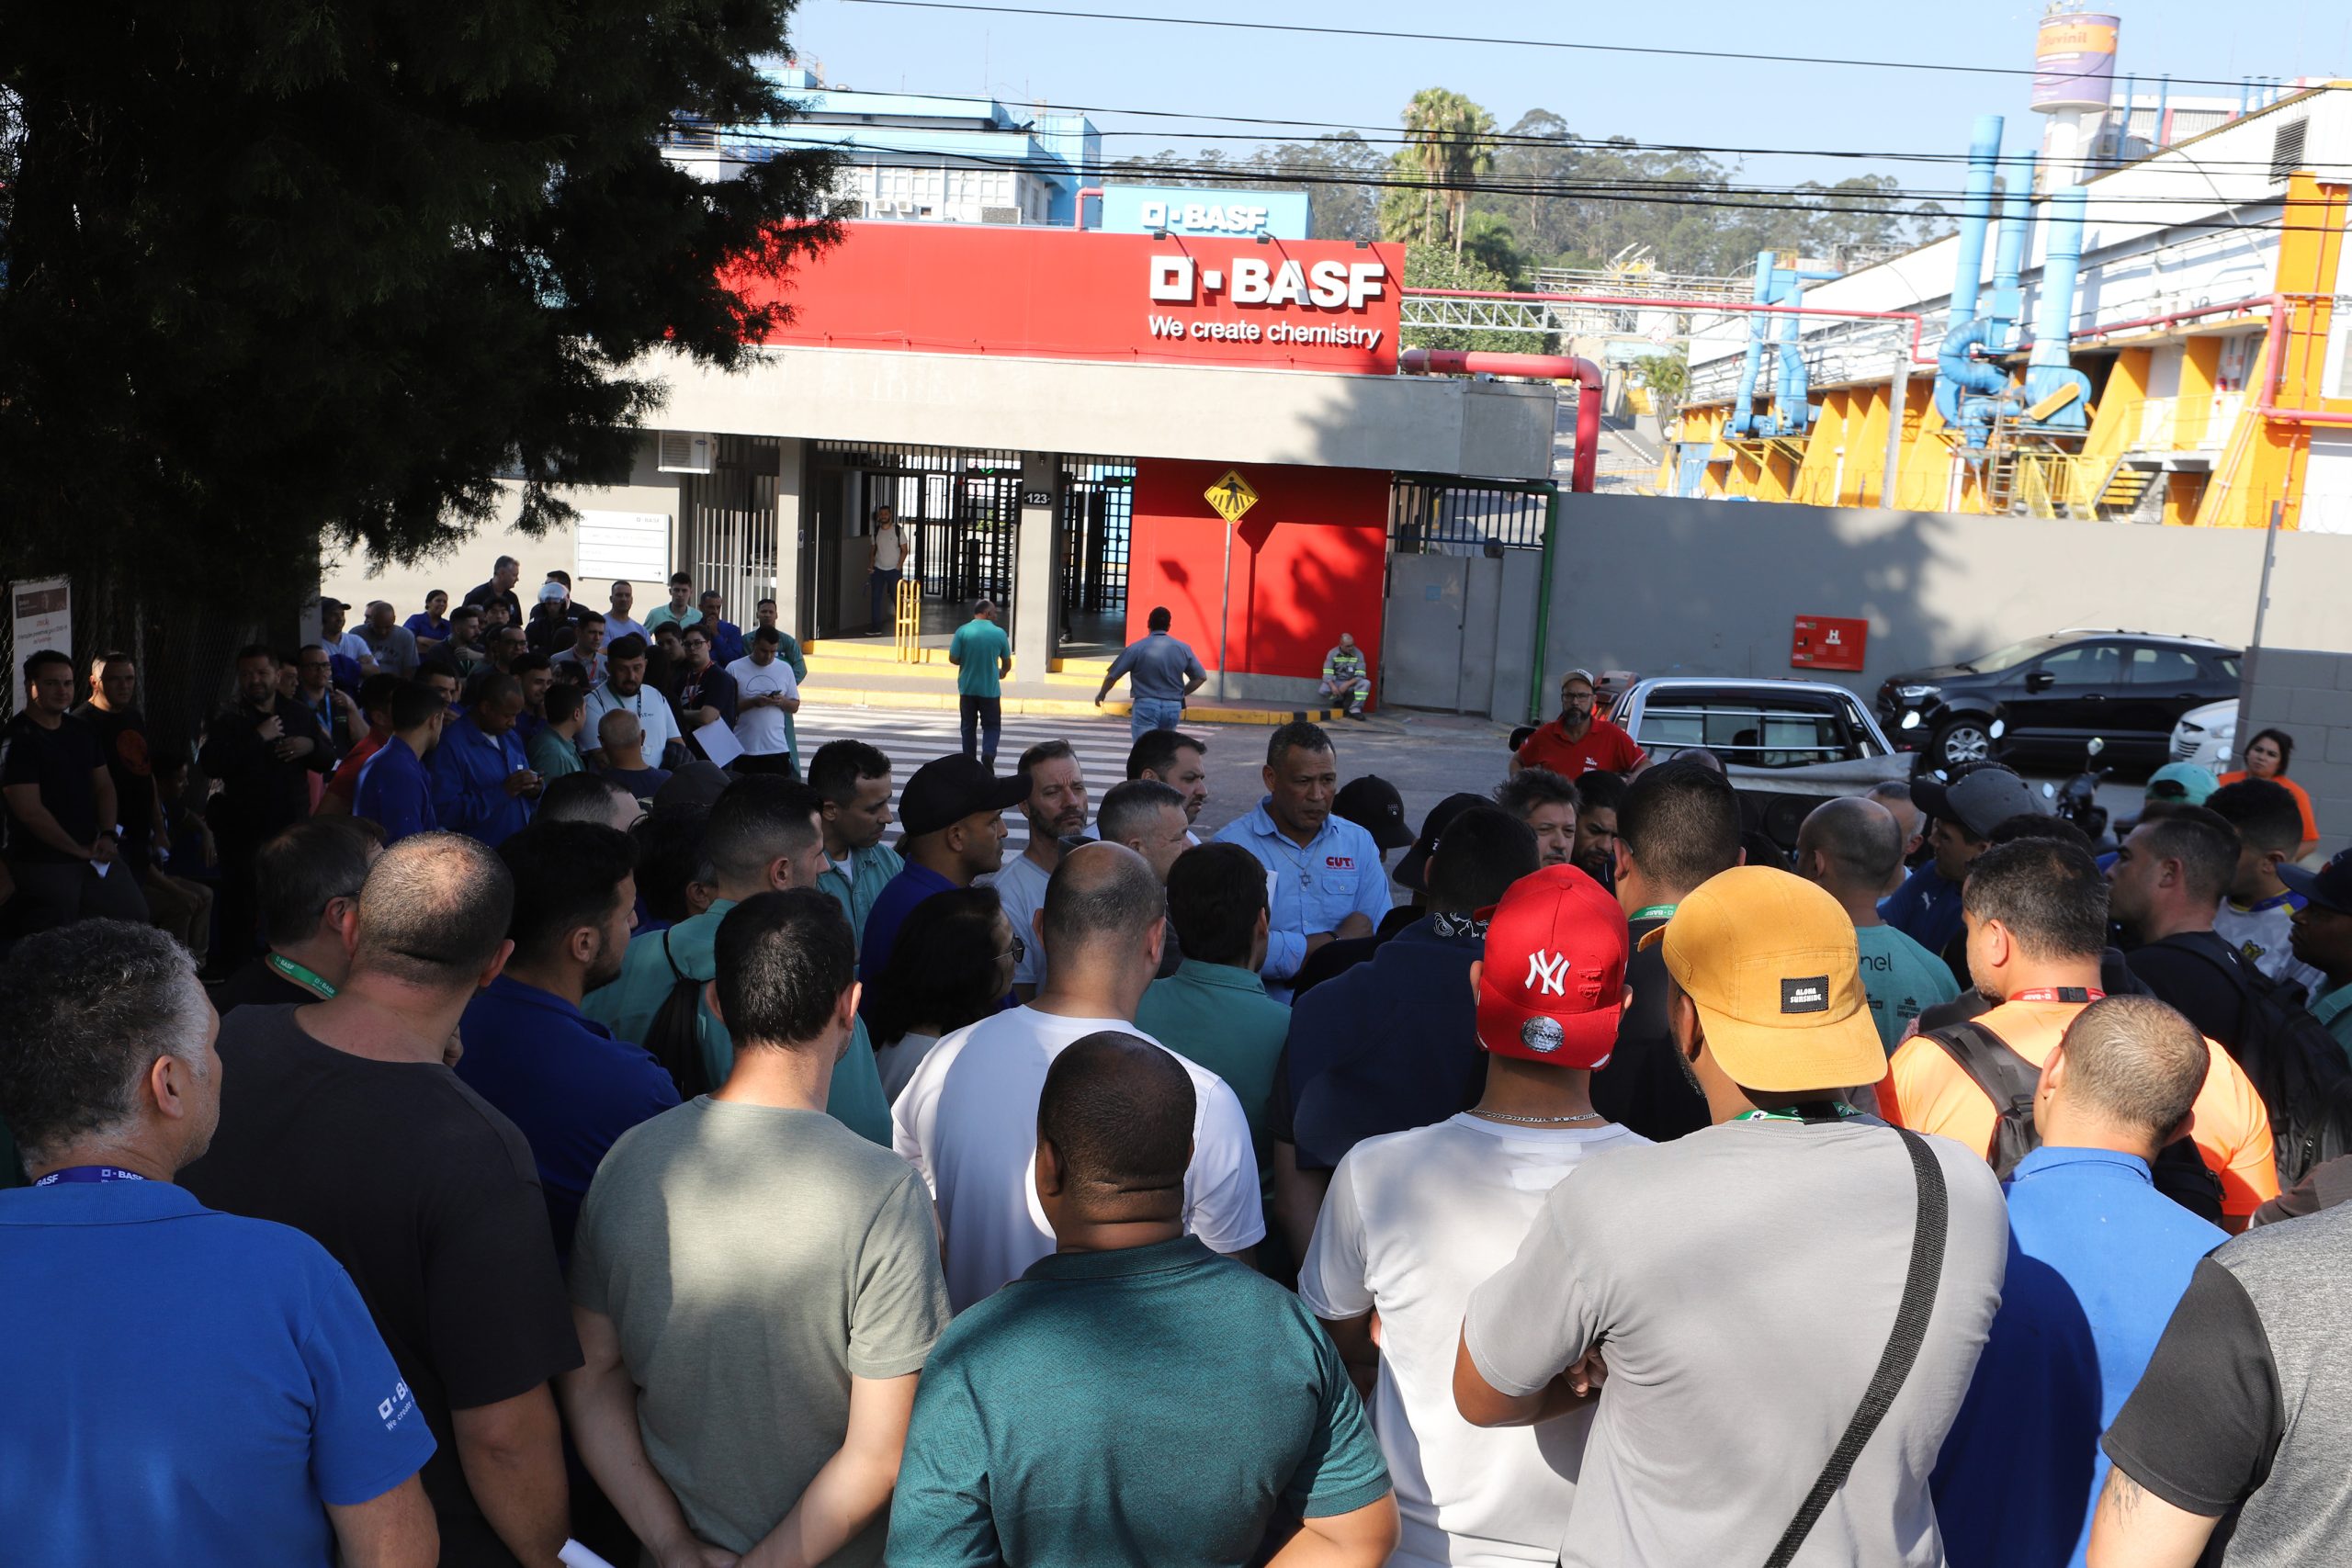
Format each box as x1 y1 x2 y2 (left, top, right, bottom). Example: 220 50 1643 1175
1605 676 1912 856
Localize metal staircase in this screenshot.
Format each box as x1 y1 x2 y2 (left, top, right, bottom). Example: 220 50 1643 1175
2091 459 2163 522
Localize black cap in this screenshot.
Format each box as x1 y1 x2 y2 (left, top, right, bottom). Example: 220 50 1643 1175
898 754 1030 839
654 761 730 813
1396 792 1495 893
2280 848 2352 916
1334 775 1415 852
1909 765 2047 839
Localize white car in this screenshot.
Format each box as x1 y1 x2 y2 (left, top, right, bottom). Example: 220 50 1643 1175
2170 699 2236 771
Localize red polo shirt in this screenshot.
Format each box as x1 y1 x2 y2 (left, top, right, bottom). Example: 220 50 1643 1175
1515 715 1646 778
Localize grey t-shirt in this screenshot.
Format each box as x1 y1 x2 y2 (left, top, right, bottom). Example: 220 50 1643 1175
1107 632 1207 705
571 1097 951 1561
1464 1117 2007 1567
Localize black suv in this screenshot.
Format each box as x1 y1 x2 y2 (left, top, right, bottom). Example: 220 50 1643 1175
1876 631 2240 771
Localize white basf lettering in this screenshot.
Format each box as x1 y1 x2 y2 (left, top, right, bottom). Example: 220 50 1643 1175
1348 261 1388 310
1149 256 1194 303
1307 260 1350 307
1264 260 1310 306
1229 257 1272 304
1140 200 1169 228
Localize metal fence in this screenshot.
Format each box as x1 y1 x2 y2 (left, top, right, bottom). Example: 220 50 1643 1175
1389 478 1551 556
1059 457 1134 617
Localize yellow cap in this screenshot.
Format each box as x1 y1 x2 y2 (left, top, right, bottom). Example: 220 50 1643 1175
1638 865 1887 1093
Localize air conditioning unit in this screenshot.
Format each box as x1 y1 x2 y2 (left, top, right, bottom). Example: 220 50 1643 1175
657 432 715 474
980 206 1023 226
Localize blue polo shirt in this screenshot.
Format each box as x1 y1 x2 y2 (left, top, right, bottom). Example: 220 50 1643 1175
1213 800 1393 1001
1103 630 1207 705
1931 1145 2225 1568
455 975 680 1263
857 859 960 987
1880 861 1962 957
354 735 437 843
429 715 535 846
0 1180 437 1566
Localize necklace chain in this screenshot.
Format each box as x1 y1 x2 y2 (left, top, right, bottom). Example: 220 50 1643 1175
1471 1109 1605 1125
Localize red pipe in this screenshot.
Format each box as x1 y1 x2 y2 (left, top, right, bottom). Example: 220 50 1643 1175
1073 186 1102 229
1401 287 1935 364
1400 347 1605 492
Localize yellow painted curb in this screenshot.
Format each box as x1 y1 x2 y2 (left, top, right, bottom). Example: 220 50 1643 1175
809 687 1354 726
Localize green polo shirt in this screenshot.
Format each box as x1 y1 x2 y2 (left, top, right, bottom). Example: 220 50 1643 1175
2313 982 2352 1061
819 841 906 956
888 1237 1389 1564
1134 959 1290 1184
948 618 1009 699
582 899 891 1146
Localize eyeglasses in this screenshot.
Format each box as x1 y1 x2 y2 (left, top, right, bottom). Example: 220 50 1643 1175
1000 934 1028 963
300 660 331 671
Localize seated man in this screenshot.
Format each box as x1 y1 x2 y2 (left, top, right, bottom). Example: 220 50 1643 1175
1320 632 1371 720
888 1032 1396 1567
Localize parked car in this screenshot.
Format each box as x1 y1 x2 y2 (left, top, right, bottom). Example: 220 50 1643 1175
1875 630 2240 772
2171 698 2237 770
1610 677 1910 855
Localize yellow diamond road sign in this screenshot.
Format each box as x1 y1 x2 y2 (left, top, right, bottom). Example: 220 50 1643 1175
1204 469 1259 524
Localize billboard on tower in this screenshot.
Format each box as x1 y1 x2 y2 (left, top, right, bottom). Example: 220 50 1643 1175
2032 12 2120 112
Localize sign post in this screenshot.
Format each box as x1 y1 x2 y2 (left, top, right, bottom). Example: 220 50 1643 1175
7 577 72 718
1203 471 1261 702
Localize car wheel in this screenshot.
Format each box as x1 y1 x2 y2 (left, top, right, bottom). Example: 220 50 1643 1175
1931 718 1993 769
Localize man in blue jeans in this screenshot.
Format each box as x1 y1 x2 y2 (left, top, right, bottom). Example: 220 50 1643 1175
868 504 910 631
947 601 1013 767
1095 607 1209 740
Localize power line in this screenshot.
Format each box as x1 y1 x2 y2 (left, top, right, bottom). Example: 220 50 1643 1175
835 0 2329 96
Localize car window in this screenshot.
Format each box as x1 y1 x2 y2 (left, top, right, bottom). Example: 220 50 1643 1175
1633 689 1875 768
2212 654 2242 682
2032 643 2123 684
1968 637 2066 672
2124 645 2205 687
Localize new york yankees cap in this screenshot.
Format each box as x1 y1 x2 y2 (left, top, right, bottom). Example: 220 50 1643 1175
1476 864 1629 1070
1637 865 1884 1093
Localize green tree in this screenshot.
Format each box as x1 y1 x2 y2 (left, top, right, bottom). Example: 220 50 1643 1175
1399 244 1550 356
1381 88 1498 254
0 3 842 595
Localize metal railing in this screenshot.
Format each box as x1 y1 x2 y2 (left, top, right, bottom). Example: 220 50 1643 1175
1531 267 1752 304
893 578 926 664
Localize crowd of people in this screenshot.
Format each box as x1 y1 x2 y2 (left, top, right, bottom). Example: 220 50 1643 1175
4 593 2352 1568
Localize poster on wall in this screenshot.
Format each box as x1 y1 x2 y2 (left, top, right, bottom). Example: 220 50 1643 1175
574 513 673 584
8 577 72 716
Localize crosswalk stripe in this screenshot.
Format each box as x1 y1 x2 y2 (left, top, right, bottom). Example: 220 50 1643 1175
790 703 1226 847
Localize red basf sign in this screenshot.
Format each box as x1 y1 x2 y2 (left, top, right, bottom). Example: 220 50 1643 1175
728 222 1405 374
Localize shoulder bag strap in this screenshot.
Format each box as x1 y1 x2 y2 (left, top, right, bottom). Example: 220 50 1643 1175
1763 1127 1950 1568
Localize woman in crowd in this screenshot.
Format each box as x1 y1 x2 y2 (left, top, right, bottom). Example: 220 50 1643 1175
2221 727 2319 861
403 590 451 657
865 886 1018 1100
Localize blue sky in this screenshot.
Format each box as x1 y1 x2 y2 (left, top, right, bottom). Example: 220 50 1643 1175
791 0 2346 193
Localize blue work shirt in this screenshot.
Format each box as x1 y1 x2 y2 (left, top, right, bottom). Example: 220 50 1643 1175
1284 914 1487 1170
0 1180 436 1567
1104 630 1208 705
1931 1145 2225 1568
429 714 534 846
354 735 437 843
1214 799 1394 1001
456 975 680 1264
857 859 960 987
585 898 892 1147
707 618 746 664
1880 861 1962 956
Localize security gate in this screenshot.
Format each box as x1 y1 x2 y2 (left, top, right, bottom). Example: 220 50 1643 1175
1059 458 1133 618
1381 479 1553 715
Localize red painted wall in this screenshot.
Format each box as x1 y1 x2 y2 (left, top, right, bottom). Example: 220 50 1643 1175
1128 460 1391 683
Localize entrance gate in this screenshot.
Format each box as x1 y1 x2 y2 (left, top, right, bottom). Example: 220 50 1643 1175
1380 478 1554 717
806 442 1023 638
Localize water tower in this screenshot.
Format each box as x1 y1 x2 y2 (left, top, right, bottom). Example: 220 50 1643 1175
2031 6 2120 187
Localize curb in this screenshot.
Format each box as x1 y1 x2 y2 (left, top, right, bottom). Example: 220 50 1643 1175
807 688 1360 726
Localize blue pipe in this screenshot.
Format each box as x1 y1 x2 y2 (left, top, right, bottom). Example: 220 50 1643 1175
2155 74 2170 147
1937 319 2013 446
1947 115 2004 331
2023 186 2093 430
1728 249 1774 436
1987 154 2035 352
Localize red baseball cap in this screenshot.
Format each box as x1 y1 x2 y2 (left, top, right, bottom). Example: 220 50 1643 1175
1476 864 1629 1069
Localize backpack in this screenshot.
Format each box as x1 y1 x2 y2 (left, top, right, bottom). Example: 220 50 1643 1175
1924 1019 2224 1225
643 930 713 1100
2152 933 2352 1189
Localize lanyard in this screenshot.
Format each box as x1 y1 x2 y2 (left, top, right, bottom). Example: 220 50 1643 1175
267 953 339 999
1734 1101 1857 1125
1630 904 1678 923
33 1166 147 1187
2008 987 2104 1003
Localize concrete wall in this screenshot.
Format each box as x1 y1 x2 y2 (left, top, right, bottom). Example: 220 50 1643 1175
323 435 681 624
1529 491 2352 723
2240 648 2352 859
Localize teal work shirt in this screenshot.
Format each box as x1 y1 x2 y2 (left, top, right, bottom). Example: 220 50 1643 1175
886 1237 1389 1565
1134 960 1291 1184
582 898 891 1146
948 619 1010 699
2313 982 2352 1060
820 841 907 956
1855 924 1962 1053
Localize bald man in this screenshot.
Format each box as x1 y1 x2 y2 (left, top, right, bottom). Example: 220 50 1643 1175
1798 796 1959 1051
888 1032 1398 1567
595 709 670 802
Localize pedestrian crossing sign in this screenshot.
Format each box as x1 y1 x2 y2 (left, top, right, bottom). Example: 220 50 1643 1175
1204 469 1260 524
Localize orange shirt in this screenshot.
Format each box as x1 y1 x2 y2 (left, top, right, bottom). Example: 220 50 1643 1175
2216 771 2318 843
1884 998 2278 1219
1515 715 1647 779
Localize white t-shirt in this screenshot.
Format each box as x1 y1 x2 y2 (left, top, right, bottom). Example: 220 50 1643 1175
874 1031 939 1105
873 525 907 571
1298 1115 1651 1568
979 852 1053 990
332 629 374 665
603 614 648 646
2214 895 2328 995
727 654 798 757
582 680 681 761
891 1008 1265 1310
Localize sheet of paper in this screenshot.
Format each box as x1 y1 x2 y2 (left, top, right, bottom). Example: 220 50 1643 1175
695 717 744 766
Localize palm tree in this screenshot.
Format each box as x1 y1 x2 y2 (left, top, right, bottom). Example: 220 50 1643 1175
1398 89 1498 256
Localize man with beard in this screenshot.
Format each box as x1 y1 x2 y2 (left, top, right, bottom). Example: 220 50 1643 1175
456 821 678 1265
989 740 1091 1001
1511 668 1646 780
582 635 681 770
